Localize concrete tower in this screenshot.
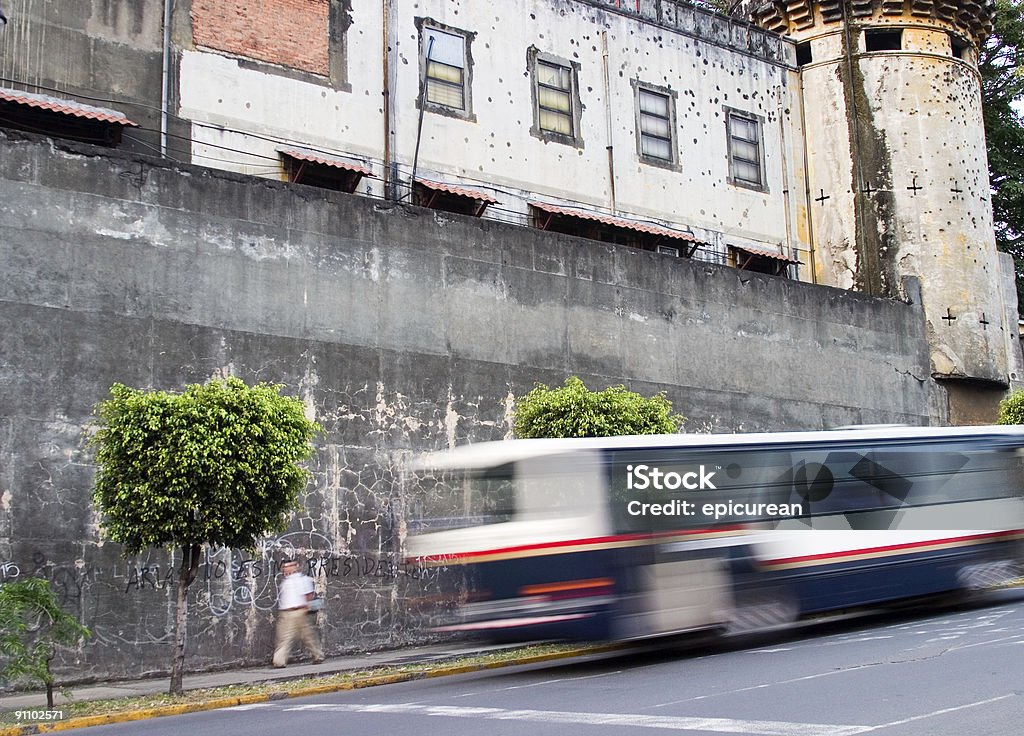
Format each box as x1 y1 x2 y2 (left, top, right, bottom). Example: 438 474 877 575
738 0 1021 421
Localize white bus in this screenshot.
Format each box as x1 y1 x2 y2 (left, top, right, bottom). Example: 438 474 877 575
405 426 1024 642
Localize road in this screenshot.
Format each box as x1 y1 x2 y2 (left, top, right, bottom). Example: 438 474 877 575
76 589 1024 736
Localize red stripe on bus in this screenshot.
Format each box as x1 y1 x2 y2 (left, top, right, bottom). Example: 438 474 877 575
760 529 1024 568
408 526 748 565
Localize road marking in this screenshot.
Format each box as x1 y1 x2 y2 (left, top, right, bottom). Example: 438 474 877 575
280 702 868 735
650 667 851 708
223 704 274 711
855 694 1016 733
452 669 623 698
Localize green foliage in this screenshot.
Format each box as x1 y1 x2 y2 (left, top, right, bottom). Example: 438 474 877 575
0 578 89 696
513 376 684 439
997 389 1024 424
981 1 1024 308
89 377 321 554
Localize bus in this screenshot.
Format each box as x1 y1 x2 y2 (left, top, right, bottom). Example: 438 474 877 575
404 426 1024 642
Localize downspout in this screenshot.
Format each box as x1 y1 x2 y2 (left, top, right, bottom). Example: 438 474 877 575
601 31 616 213
160 0 175 158
777 94 796 279
382 0 392 199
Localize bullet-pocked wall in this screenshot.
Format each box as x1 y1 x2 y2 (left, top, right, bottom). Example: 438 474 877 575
174 0 808 265
745 0 1017 405
0 132 934 680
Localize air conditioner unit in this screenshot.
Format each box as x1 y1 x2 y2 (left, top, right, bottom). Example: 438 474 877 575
656 245 680 257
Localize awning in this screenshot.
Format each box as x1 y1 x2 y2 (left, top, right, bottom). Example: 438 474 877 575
730 244 801 265
0 87 137 127
415 179 499 204
277 145 372 177
529 201 700 244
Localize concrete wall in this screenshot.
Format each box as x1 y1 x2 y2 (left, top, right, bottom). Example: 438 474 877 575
0 131 934 681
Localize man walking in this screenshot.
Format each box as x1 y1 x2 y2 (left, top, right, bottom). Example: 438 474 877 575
272 559 324 668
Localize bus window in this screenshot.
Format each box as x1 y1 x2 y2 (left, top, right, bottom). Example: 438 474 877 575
407 463 517 533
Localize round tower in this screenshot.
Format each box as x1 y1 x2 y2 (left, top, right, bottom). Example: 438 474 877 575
741 0 1016 420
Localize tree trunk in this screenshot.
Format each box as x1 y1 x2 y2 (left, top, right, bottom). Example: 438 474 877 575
46 645 55 707
169 545 201 695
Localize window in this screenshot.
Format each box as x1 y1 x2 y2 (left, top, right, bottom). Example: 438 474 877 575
530 201 702 256
0 87 137 147
537 61 573 135
634 82 677 168
729 245 800 277
413 179 497 217
278 146 370 193
726 109 766 191
949 34 970 62
421 25 470 115
529 49 582 147
796 41 813 67
865 28 902 52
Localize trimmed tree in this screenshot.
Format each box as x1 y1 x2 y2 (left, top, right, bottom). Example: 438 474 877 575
997 390 1024 424
0 578 90 707
88 377 320 694
513 376 684 438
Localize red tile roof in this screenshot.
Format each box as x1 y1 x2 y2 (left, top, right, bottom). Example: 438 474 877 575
415 179 499 204
0 87 137 126
730 244 801 265
277 146 372 176
529 201 700 243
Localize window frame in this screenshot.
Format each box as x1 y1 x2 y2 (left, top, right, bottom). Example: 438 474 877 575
416 19 475 122
528 48 583 148
864 28 903 53
632 80 679 170
725 107 768 193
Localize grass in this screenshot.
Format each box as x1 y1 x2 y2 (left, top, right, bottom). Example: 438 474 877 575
0 643 587 726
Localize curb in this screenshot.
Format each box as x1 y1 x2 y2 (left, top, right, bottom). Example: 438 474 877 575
0 644 618 735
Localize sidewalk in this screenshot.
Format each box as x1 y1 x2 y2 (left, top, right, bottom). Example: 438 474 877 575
0 640 552 713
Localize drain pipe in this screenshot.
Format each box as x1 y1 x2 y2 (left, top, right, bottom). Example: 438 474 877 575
601 30 616 212
160 0 175 158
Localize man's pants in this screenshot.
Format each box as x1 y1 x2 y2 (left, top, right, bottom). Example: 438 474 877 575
273 609 323 667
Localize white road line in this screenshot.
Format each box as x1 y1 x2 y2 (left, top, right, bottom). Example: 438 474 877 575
223 704 274 711
280 702 869 736
452 669 624 698
650 667 852 708
855 694 1017 733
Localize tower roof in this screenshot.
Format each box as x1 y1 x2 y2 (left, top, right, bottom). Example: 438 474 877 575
735 1 995 43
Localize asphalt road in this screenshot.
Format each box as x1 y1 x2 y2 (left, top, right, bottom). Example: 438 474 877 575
75 589 1024 736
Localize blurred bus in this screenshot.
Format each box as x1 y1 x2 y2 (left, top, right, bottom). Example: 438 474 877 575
405 426 1024 642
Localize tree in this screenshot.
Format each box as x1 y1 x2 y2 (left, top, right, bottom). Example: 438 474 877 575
0 578 90 707
997 389 1024 423
513 376 684 439
980 0 1024 307
88 377 320 694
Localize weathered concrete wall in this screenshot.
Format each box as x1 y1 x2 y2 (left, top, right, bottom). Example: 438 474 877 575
0 132 933 681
